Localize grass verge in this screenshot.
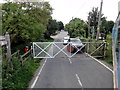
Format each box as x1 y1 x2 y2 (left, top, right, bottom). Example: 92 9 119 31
2 56 41 89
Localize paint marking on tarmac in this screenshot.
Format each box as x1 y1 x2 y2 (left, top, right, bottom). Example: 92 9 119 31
76 74 84 89
31 58 47 88
86 53 113 73
68 58 72 64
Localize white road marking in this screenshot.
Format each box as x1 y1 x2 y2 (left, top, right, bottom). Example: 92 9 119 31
68 58 72 64
31 58 47 88
75 74 83 88
86 53 113 73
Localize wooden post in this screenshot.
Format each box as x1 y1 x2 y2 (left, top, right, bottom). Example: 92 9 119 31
20 56 23 66
87 40 90 54
103 42 106 58
5 32 11 60
5 32 13 70
31 46 33 58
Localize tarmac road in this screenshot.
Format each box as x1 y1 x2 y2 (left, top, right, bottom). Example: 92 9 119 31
29 30 113 88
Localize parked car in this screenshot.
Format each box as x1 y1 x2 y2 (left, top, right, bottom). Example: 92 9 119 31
68 38 84 53
63 36 70 45
99 33 105 40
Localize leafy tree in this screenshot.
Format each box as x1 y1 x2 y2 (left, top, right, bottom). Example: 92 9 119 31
45 18 58 38
101 17 114 39
88 7 99 30
58 21 64 31
2 2 53 48
87 7 114 39
65 18 87 38
106 21 114 33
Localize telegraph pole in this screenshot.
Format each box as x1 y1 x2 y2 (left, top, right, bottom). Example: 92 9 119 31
96 0 103 40
87 12 91 53
88 12 91 39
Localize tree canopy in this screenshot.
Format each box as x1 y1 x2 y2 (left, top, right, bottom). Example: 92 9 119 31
2 2 53 47
45 18 58 38
65 18 87 38
58 21 64 31
87 7 114 39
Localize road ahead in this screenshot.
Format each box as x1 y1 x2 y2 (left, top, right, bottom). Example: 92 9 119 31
29 30 113 88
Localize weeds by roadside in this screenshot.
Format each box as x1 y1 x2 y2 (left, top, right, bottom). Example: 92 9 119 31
2 54 41 89
80 34 113 65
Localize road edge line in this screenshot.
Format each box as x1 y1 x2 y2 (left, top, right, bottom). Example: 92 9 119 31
30 58 47 88
86 53 113 73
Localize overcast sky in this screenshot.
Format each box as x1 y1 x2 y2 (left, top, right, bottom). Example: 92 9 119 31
1 0 120 24
44 0 120 24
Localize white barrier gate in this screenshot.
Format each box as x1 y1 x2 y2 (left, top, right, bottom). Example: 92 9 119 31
33 42 86 58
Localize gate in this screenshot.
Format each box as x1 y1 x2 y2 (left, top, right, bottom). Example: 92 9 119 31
84 42 106 58
33 42 86 58
32 42 106 59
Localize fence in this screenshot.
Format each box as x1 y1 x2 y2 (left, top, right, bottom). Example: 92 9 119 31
83 42 106 58
20 48 33 65
2 48 33 71
1 32 33 68
11 50 20 57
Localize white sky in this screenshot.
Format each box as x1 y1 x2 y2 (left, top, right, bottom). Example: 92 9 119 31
44 0 120 24
1 0 120 24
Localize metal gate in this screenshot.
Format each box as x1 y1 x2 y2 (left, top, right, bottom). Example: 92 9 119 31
32 42 106 58
33 42 86 58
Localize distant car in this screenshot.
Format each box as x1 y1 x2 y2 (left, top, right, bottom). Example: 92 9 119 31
63 36 70 45
99 33 105 40
69 38 84 53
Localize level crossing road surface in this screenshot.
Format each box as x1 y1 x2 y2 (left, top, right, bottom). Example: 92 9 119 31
29 30 113 88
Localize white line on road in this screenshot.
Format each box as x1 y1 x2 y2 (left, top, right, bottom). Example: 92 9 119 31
86 53 113 73
68 58 72 64
31 58 47 88
75 74 84 89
